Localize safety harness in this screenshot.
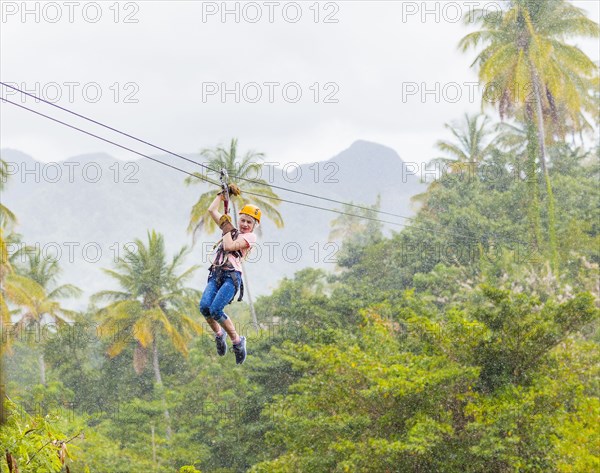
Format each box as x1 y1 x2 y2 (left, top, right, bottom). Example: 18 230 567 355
207 169 245 303
208 237 245 303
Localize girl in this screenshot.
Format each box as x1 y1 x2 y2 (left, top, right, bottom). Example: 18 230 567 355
199 192 260 365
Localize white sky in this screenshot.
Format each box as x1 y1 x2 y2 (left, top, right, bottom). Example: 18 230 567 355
1 1 599 166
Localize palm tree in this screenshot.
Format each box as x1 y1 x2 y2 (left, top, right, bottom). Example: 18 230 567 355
0 229 15 325
329 195 382 242
411 115 497 209
93 230 202 440
6 249 81 386
329 197 384 269
0 159 19 344
0 227 9 425
459 0 600 271
17 250 81 300
1 159 19 424
0 160 17 227
432 113 497 172
1 158 19 335
494 120 544 247
186 138 284 237
186 138 284 330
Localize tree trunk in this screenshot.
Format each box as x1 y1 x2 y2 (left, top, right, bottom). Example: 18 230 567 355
39 352 46 386
152 338 172 440
0 352 5 425
151 424 157 470
525 118 542 252
0 296 6 425
532 68 559 272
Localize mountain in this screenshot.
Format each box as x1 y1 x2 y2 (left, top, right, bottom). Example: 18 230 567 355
0 141 425 308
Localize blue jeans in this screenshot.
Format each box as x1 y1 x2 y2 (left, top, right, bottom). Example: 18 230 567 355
199 272 240 323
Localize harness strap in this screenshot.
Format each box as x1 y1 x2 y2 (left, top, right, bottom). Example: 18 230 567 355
208 265 244 302
212 243 242 268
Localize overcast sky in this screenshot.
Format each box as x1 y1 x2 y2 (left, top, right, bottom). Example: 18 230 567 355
1 1 599 167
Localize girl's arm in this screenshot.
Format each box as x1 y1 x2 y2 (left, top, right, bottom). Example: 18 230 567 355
222 231 250 252
208 194 224 225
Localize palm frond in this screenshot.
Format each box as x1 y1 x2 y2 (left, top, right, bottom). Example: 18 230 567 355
47 284 82 300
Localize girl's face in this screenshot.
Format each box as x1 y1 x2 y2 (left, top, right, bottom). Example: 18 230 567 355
239 215 255 233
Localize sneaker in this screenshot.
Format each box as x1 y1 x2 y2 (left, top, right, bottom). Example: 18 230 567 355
215 330 228 356
232 336 246 365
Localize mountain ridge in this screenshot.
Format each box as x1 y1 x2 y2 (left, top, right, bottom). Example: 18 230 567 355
1 140 425 308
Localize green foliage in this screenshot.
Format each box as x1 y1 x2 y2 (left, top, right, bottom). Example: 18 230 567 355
4 13 599 468
250 310 477 472
250 288 598 472
459 0 600 272
0 397 81 472
179 467 202 473
552 396 600 472
470 287 598 389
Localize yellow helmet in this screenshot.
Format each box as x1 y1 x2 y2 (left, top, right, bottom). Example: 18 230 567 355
239 204 261 224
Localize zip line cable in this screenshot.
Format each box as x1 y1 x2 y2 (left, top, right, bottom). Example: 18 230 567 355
1 92 525 247
1 82 214 174
3 82 526 247
0 97 214 184
1 82 449 225
0 96 414 229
